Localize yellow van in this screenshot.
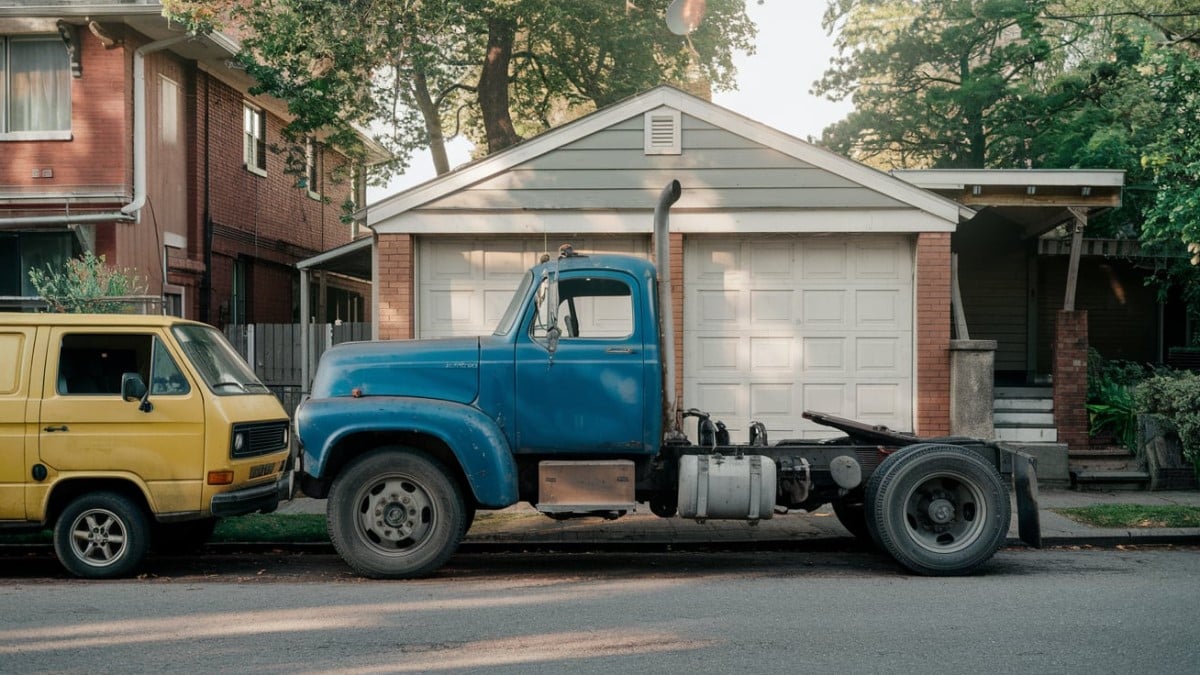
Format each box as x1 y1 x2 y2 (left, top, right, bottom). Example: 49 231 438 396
0 314 292 578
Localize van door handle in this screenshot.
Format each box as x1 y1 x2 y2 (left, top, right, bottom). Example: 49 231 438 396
43 425 68 433
605 347 636 354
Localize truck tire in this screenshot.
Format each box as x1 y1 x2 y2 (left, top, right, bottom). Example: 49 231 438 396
54 492 151 579
865 444 1009 576
327 447 467 579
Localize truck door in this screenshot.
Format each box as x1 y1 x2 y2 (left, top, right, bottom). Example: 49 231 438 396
38 329 206 515
515 271 647 454
0 326 36 521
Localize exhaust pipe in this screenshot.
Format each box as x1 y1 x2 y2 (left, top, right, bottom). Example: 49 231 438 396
654 180 684 441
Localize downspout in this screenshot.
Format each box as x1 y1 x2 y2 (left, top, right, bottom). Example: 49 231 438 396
120 34 191 223
654 180 683 441
200 74 213 323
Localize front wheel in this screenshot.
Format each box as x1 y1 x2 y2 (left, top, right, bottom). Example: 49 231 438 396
54 492 150 579
327 448 467 579
865 444 1010 576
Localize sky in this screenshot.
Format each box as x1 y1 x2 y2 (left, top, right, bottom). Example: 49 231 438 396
367 1 849 199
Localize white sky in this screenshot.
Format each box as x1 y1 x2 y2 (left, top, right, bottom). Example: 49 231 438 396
368 1 848 199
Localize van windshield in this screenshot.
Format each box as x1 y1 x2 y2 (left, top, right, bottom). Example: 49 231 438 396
172 325 270 395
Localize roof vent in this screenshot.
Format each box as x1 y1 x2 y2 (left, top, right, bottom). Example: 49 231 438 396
644 109 681 155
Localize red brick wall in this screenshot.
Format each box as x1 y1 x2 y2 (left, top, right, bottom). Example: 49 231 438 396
670 232 685 409
196 72 356 325
0 31 129 192
916 232 951 436
1053 310 1089 450
376 234 414 340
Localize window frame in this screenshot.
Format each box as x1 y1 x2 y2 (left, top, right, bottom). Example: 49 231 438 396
0 35 73 141
242 102 267 176
304 135 321 200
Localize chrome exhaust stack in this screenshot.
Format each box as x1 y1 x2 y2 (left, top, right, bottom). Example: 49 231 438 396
654 180 684 441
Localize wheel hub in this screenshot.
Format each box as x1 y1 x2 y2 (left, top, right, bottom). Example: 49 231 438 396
927 498 955 524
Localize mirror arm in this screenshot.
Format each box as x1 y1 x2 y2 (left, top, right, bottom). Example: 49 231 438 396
139 335 156 413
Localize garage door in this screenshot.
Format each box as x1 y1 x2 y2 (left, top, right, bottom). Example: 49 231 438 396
417 236 650 338
684 235 914 441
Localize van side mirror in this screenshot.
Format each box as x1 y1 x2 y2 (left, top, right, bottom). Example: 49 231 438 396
121 372 150 411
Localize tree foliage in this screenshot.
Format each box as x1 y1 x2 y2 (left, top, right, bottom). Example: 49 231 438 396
164 0 755 177
28 252 147 314
816 0 1200 319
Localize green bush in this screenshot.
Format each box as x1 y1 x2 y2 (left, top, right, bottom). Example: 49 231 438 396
1135 372 1200 471
27 251 145 313
1086 380 1138 450
1086 347 1151 402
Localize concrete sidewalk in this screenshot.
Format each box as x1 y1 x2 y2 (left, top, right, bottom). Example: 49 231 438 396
276 489 1200 548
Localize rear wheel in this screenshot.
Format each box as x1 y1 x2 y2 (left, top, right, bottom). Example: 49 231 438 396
54 492 150 579
865 444 1009 576
327 448 467 579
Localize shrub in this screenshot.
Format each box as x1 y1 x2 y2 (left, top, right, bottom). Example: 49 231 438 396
1135 372 1200 471
27 252 146 314
1086 381 1138 451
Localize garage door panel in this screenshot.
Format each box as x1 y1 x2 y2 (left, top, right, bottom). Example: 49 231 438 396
686 235 913 438
418 236 649 339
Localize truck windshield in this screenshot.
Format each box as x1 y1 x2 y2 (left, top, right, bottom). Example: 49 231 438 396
171 324 270 395
493 271 535 336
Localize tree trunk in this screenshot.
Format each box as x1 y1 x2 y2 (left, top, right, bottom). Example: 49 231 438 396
411 68 450 175
477 16 520 153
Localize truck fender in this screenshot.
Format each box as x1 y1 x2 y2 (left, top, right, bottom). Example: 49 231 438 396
296 396 518 508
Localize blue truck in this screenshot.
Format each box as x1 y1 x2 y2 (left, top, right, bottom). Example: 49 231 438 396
295 182 1040 579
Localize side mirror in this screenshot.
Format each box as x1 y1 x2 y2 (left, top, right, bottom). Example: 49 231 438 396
121 372 153 412
546 325 560 356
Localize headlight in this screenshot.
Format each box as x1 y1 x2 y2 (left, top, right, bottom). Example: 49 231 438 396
233 432 246 452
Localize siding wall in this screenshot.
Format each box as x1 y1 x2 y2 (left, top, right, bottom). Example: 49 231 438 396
954 218 1031 373
419 114 910 212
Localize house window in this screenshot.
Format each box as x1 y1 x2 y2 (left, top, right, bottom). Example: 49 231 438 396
231 259 247 324
304 136 320 199
242 103 267 175
1 36 72 138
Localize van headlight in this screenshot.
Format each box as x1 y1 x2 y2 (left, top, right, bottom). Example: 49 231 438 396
233 431 247 453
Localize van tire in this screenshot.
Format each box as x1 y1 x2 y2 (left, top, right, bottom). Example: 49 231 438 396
327 448 466 579
54 492 151 579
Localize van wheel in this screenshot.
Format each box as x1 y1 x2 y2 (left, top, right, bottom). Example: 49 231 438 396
865 444 1009 576
54 492 150 579
327 448 466 579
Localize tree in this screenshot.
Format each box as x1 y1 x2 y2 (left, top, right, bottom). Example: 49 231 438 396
28 252 147 314
164 0 755 176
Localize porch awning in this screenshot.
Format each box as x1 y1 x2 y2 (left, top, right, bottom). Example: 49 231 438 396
295 236 372 281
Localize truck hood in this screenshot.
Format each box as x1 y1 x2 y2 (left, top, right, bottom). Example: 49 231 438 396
309 337 480 404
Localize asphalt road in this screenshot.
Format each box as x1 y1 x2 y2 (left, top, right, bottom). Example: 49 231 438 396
2 546 1198 674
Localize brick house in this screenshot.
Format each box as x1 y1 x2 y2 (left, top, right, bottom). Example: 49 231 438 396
0 2 382 326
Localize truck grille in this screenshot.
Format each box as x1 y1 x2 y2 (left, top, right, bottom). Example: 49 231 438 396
231 421 289 458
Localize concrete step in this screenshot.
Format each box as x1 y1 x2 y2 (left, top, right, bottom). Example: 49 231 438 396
1000 442 1069 486
995 426 1058 442
1070 469 1151 491
994 411 1055 426
993 398 1054 412
995 386 1053 399
1069 446 1140 472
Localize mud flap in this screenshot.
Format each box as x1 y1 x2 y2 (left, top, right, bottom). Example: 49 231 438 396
1003 445 1042 549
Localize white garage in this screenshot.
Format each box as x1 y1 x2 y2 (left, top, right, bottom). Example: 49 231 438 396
416 236 649 338
684 234 914 440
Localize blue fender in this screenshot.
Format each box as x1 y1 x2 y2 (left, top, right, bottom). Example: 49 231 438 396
296 397 518 508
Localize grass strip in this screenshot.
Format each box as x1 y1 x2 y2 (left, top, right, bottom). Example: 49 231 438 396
212 513 329 543
1054 504 1200 529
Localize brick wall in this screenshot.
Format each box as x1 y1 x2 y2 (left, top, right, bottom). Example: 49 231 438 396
670 232 685 409
915 232 951 436
376 234 414 340
1053 310 1089 450
0 31 129 192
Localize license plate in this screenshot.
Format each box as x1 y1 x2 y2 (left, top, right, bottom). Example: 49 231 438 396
249 462 275 479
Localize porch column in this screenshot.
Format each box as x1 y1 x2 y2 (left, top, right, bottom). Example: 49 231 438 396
1055 208 1089 450
915 232 952 436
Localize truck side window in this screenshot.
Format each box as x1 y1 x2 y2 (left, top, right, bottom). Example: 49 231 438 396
57 334 151 396
557 277 634 340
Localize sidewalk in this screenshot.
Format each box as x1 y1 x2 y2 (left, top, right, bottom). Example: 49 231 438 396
276 489 1200 548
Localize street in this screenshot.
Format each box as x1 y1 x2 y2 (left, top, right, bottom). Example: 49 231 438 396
2 546 1198 673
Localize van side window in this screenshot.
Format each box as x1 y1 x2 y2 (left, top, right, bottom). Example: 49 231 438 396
57 334 150 396
151 339 189 395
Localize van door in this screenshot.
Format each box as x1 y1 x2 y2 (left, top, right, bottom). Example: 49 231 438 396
0 326 35 521
38 328 206 517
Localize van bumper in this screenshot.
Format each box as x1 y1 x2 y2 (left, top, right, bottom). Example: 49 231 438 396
210 475 291 518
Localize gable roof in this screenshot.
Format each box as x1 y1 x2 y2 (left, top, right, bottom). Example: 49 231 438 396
366 85 970 227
